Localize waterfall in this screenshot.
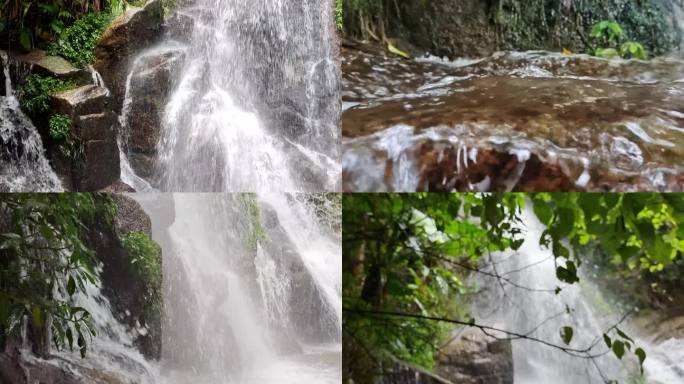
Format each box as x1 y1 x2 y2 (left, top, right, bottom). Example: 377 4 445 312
139 0 341 192
471 207 684 383
135 193 341 383
0 52 63 192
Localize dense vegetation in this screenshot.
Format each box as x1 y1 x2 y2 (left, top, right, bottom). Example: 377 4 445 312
17 75 80 159
338 0 677 58
119 231 162 331
1 0 120 52
343 193 684 383
0 194 115 358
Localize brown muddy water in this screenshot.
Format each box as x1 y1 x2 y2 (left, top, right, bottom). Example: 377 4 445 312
341 42 684 192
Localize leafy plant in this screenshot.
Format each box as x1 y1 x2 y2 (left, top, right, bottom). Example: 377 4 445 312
0 194 114 358
591 21 625 46
590 21 648 60
336 0 344 31
620 42 647 60
1 1 116 51
48 114 72 141
119 231 163 326
343 193 683 383
47 11 114 66
18 75 75 116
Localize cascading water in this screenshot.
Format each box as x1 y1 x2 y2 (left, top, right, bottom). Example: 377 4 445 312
135 193 341 383
0 52 63 192
471 207 684 383
119 0 341 192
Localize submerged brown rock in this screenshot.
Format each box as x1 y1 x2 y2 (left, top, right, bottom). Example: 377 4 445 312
342 44 684 192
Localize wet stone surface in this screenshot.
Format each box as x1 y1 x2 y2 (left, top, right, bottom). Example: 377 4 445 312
342 42 684 192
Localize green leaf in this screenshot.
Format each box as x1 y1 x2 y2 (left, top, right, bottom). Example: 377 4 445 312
19 29 32 50
31 306 44 329
550 207 575 240
603 333 612 348
560 326 574 345
67 275 76 296
616 328 634 343
533 200 553 225
387 42 411 59
612 340 625 359
635 347 646 368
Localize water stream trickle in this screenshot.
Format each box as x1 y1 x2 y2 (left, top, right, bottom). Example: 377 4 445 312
0 52 63 192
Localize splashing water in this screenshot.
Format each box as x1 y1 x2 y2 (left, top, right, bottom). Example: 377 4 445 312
135 193 341 383
0 52 63 192
120 0 341 192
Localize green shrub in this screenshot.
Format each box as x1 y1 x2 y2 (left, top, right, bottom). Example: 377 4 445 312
120 232 163 325
590 20 648 60
48 114 83 159
336 0 344 30
18 75 76 116
48 114 72 141
47 11 114 66
1 1 117 51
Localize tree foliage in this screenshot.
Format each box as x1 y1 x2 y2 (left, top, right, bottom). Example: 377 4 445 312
343 193 684 383
0 194 115 358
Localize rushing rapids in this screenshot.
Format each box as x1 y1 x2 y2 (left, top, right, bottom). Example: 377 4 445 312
341 43 684 192
119 0 341 192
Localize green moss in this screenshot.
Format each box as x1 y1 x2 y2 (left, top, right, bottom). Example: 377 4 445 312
119 232 163 326
18 75 76 116
239 194 266 250
47 12 114 67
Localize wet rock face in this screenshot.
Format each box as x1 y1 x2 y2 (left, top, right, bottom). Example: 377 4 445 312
5 50 91 84
93 0 165 111
113 193 152 234
260 203 340 343
436 329 514 384
342 46 684 192
373 0 680 58
86 195 162 360
52 86 121 191
124 47 185 178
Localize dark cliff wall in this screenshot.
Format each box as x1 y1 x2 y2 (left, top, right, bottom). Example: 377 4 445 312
346 0 681 57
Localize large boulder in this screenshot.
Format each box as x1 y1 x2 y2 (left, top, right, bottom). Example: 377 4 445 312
113 193 152 234
4 50 91 85
51 86 121 190
436 329 514 384
124 47 185 178
74 112 121 191
93 0 165 111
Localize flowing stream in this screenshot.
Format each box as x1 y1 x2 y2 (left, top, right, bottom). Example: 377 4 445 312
120 0 341 192
0 52 63 192
471 207 684 383
342 34 684 192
